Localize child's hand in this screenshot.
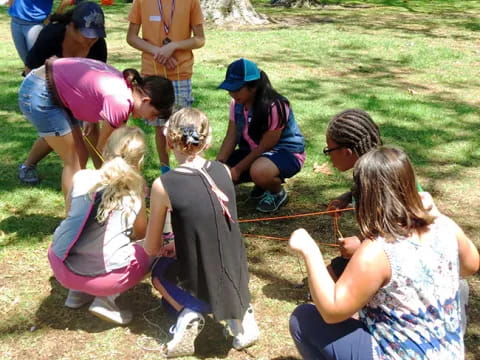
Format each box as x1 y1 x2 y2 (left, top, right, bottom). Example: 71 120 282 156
327 192 352 217
419 192 441 217
289 228 317 255
153 43 176 65
159 242 176 258
327 199 344 218
165 56 178 70
338 236 361 258
83 122 96 137
230 167 240 183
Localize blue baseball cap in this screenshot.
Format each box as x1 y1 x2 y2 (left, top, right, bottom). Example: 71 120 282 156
72 1 106 39
218 58 261 92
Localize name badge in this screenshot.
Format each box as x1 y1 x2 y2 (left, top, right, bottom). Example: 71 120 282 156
149 15 161 22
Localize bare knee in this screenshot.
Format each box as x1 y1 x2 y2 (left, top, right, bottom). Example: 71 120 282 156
250 158 280 188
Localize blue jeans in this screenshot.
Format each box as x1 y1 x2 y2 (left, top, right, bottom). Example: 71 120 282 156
151 257 212 315
289 303 373 360
10 16 44 65
18 72 75 137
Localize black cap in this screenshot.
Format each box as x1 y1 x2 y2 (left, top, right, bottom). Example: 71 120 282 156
72 1 106 39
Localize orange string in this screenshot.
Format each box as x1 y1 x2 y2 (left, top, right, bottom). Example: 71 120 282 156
238 207 354 223
242 233 340 247
333 215 344 243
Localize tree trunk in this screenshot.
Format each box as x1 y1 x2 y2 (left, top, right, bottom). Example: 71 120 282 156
201 0 269 25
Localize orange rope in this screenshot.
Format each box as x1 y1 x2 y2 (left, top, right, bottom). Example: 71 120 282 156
242 233 340 247
333 215 344 242
238 207 354 223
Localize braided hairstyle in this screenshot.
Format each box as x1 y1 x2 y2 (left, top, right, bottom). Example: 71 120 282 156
326 109 382 157
167 108 211 156
123 68 175 119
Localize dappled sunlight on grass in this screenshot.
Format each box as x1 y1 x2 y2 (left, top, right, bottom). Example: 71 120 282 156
1 0 479 358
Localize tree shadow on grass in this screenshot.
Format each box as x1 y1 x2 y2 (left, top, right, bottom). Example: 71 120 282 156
35 277 233 358
0 214 62 246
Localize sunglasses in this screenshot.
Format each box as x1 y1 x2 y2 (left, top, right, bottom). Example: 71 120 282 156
323 145 345 155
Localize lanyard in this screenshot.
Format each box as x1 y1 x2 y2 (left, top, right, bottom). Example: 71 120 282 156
156 0 175 35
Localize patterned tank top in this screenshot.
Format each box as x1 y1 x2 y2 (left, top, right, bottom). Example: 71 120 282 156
359 215 463 359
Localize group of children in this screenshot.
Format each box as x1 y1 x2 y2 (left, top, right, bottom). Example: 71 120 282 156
12 2 480 359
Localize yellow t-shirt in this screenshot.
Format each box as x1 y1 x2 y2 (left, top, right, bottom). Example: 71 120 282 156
128 0 204 80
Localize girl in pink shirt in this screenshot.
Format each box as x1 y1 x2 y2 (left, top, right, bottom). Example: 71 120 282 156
18 57 174 211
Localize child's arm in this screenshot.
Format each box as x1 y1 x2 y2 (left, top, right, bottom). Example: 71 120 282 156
126 23 161 61
217 121 237 163
54 0 72 15
144 178 170 256
132 199 147 240
290 228 390 323
95 121 115 154
456 225 480 277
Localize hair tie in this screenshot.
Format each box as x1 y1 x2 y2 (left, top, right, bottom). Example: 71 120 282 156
181 126 200 146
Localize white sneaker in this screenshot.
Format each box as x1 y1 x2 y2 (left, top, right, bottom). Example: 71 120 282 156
88 296 132 325
165 308 205 358
226 305 259 350
64 290 94 309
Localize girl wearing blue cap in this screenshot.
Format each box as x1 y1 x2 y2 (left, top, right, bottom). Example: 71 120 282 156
217 58 305 212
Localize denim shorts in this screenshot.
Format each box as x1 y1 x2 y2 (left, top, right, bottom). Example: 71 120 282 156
227 148 302 182
18 72 77 137
145 79 192 127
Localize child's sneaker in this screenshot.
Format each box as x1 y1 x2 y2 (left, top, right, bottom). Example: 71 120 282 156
64 290 94 309
256 188 288 213
225 305 259 350
250 185 267 200
88 295 132 325
18 164 39 185
164 308 205 358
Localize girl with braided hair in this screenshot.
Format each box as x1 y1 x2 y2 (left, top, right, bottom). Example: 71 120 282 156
18 57 174 211
323 109 471 336
48 127 152 325
145 108 259 357
324 109 382 278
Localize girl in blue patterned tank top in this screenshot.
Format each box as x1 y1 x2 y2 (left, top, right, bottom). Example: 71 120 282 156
288 146 479 360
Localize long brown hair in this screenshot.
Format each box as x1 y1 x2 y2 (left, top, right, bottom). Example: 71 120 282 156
353 146 435 241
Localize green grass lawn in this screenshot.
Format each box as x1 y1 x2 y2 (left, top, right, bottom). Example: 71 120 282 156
1 1 479 358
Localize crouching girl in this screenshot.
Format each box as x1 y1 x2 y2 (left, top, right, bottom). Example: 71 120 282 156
145 108 259 357
48 127 151 325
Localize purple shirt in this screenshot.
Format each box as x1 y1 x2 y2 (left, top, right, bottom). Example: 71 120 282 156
53 58 133 128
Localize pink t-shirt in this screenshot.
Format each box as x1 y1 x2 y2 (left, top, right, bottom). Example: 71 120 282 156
52 58 134 128
229 100 306 165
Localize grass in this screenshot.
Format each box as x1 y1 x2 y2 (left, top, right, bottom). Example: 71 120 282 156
1 0 480 358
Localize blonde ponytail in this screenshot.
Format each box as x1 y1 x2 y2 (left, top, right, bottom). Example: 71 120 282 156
88 127 146 223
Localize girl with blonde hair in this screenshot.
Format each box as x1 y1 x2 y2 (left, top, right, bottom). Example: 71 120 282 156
48 126 151 325
145 108 259 357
